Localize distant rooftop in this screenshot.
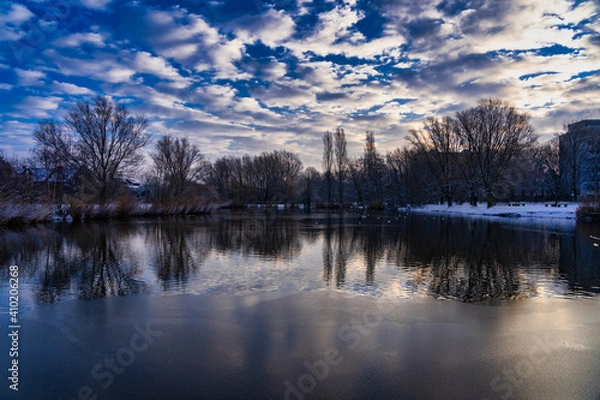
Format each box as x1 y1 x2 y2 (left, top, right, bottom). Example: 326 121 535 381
568 119 600 130
21 167 75 183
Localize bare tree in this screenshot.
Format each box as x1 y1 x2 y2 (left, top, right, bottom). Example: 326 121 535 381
513 144 547 202
347 157 365 208
0 151 19 201
385 147 411 206
207 155 251 205
276 150 303 202
540 137 561 200
334 127 347 208
322 131 334 208
151 135 209 201
207 157 233 199
363 131 386 208
455 99 537 207
208 151 302 205
33 120 74 169
34 96 150 202
300 167 320 210
408 117 462 206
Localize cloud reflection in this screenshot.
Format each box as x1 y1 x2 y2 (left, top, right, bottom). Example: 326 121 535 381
0 214 598 303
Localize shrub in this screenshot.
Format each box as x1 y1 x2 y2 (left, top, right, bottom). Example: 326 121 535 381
115 196 142 219
576 195 600 221
0 202 54 225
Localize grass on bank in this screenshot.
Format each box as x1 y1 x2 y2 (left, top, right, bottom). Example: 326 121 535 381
0 196 227 226
0 203 55 225
576 196 600 221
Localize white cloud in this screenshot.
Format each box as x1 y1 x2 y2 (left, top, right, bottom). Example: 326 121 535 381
53 32 107 48
1 0 599 168
285 3 406 62
79 0 112 11
14 96 63 118
15 68 46 86
134 51 191 88
0 3 34 41
208 37 248 79
231 9 296 47
0 120 38 155
51 81 94 95
45 49 135 83
146 10 247 79
160 43 198 60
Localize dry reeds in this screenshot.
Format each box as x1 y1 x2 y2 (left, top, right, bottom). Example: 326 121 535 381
0 203 54 225
0 196 227 226
576 196 600 221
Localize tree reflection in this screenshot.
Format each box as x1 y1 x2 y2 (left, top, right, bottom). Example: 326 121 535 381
335 223 347 288
401 217 560 301
0 213 598 304
559 223 600 295
321 216 351 287
36 231 78 303
214 214 302 260
149 220 212 290
358 223 386 286
316 215 572 301
70 225 145 300
322 221 333 285
4 224 146 302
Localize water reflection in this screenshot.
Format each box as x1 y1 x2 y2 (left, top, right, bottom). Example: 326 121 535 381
33 224 147 302
150 220 212 290
0 213 599 303
403 218 560 301
214 214 302 260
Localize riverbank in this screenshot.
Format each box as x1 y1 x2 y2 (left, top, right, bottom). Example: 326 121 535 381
0 199 228 226
411 202 579 220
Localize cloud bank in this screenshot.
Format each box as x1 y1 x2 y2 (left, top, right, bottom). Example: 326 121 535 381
1 0 598 167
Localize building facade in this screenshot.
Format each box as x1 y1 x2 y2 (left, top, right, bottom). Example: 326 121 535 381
559 119 600 200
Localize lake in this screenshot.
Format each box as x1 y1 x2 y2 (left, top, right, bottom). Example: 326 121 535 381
1 211 599 399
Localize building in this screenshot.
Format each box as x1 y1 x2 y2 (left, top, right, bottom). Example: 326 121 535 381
559 119 600 200
19 166 77 201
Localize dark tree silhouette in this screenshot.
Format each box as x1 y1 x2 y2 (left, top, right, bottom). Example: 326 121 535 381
34 96 150 202
322 130 334 208
334 127 347 207
363 131 385 207
455 99 537 207
151 135 209 201
408 117 462 206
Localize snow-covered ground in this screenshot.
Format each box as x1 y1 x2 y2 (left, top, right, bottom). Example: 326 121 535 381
411 202 579 220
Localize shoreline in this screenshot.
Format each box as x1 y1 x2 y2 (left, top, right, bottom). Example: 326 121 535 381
0 200 229 226
0 201 593 227
410 202 580 220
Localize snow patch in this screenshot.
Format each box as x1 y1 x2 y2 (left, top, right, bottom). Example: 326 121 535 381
412 203 579 220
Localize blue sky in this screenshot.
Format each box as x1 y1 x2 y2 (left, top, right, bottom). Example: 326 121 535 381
1 0 599 169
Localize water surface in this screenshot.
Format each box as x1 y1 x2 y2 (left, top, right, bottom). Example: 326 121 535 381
1 212 599 307
1 212 600 400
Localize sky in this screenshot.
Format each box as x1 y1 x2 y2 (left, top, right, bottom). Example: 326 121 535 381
1 0 599 170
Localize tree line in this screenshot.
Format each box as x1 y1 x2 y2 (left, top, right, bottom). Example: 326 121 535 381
0 96 577 209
